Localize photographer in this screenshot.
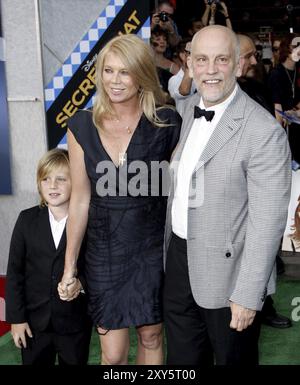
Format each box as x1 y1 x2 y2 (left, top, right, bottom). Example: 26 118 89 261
151 1 181 49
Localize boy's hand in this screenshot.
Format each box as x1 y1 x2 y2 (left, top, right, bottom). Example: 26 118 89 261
11 323 33 348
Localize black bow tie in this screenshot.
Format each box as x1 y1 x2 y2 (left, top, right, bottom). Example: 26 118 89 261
194 106 215 122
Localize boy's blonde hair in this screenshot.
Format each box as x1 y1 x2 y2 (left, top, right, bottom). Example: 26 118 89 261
36 149 69 207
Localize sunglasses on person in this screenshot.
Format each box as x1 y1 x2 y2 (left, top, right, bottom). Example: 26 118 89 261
272 47 279 52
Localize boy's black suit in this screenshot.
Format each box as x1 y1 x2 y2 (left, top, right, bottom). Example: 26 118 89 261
6 205 91 365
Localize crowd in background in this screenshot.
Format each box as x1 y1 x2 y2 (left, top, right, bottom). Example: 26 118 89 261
150 0 300 165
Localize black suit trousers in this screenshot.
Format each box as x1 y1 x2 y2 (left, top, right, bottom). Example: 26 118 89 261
21 325 92 366
163 233 261 366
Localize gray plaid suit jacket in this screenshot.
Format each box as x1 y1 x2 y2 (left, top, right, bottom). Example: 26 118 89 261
164 85 291 311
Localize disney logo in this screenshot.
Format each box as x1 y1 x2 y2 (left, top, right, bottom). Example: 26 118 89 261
82 54 98 72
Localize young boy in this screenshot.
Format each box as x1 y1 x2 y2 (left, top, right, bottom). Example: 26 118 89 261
6 149 91 365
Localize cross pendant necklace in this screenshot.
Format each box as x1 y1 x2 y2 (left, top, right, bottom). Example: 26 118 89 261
112 110 141 166
118 152 127 167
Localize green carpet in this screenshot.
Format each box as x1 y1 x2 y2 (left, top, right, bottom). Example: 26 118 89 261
1 277 299 365
259 278 300 365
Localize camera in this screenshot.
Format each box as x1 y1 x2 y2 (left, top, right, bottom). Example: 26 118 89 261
159 12 169 22
207 0 220 4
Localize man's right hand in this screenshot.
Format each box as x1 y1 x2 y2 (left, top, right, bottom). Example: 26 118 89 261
11 323 33 348
229 302 256 331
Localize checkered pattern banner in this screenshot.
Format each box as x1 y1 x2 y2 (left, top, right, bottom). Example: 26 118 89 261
45 0 150 149
45 0 126 111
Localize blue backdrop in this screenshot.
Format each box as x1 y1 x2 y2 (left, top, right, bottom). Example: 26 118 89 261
0 6 12 195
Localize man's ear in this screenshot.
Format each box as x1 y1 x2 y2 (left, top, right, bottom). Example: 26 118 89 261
187 55 193 78
236 55 245 78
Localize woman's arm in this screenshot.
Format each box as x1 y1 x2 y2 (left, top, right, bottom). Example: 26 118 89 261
208 3 216 25
220 2 232 30
201 0 211 26
61 129 91 285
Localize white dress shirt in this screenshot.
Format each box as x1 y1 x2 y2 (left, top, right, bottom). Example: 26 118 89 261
48 208 68 249
172 85 238 239
168 68 197 117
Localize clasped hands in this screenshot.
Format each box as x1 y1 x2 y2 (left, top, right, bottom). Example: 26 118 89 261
58 274 82 301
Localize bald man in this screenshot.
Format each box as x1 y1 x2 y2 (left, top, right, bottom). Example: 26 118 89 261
238 34 258 76
163 26 291 365
237 34 273 114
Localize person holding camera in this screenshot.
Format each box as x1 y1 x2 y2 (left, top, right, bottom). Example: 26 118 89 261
151 1 181 49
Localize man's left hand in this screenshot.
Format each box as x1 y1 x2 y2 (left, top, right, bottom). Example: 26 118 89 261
229 302 256 331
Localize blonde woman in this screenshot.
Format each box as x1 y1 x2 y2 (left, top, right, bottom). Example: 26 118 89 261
59 34 181 365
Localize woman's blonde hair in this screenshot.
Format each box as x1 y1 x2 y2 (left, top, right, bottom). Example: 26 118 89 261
92 34 168 129
36 148 70 207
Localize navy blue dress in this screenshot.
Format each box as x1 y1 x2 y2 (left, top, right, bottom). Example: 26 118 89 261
68 108 181 330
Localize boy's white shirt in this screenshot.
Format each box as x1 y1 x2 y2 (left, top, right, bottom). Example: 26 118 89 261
48 208 68 249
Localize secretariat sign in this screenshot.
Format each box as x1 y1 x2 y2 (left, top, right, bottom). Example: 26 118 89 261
45 0 149 149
